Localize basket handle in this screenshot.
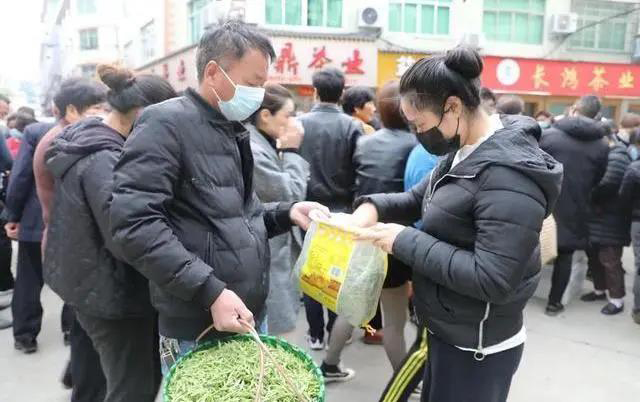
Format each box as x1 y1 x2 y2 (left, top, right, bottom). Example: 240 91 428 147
239 320 312 402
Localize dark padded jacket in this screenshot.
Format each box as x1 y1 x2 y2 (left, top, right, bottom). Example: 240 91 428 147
620 159 640 221
589 138 632 246
109 88 293 340
4 122 55 242
539 116 609 251
356 115 562 353
44 118 152 318
299 103 363 212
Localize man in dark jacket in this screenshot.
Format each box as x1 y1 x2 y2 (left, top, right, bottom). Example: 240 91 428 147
539 95 609 315
297 67 363 372
3 121 53 351
108 21 326 373
619 140 640 324
583 115 636 315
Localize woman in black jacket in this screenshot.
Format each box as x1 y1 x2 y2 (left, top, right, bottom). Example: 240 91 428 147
354 47 563 402
44 65 176 402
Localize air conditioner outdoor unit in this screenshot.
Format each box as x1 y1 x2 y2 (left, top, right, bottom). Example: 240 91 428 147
551 13 578 35
358 7 383 29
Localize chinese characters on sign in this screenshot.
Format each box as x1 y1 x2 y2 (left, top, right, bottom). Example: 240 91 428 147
308 46 332 69
377 52 428 86
481 56 639 97
588 67 609 91
561 67 578 90
275 42 299 75
269 38 377 87
532 65 549 89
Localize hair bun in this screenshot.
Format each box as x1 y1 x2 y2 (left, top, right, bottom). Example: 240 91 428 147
97 64 134 92
444 46 483 80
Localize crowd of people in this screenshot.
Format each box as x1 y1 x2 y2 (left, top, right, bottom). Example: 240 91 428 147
0 20 638 402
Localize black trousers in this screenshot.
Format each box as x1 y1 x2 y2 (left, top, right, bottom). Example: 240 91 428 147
70 313 107 402
12 241 43 341
77 312 161 402
421 334 523 402
548 249 574 304
303 294 336 341
587 245 626 299
0 223 13 291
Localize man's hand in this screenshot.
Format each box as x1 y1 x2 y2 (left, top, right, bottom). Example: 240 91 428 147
290 202 330 231
210 289 254 333
356 223 406 254
4 222 19 240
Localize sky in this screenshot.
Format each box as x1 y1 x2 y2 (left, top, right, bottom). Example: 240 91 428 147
0 0 44 86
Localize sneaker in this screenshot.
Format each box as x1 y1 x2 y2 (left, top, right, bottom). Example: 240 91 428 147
306 336 324 351
601 302 624 315
632 309 640 325
363 330 384 345
580 291 607 302
409 382 423 400
321 362 355 383
545 302 564 316
14 338 38 354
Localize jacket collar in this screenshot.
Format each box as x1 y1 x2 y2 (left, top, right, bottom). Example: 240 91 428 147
247 123 277 151
310 103 342 114
185 87 247 137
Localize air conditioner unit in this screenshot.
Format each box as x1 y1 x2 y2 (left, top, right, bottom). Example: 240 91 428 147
358 7 383 29
551 13 578 35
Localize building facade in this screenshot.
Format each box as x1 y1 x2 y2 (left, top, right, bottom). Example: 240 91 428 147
46 0 640 118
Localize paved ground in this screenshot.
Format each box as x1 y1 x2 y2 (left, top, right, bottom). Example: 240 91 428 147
0 249 638 402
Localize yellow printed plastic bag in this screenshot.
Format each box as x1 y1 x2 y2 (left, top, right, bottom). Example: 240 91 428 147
294 213 388 327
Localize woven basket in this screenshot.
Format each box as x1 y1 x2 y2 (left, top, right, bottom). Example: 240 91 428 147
540 215 558 267
163 334 325 402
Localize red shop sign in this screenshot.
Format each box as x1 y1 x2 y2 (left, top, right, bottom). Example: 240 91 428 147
482 56 640 98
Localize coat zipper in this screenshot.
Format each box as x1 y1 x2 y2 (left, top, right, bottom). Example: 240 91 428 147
474 302 491 361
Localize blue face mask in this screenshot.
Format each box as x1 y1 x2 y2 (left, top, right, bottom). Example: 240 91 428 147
211 66 265 122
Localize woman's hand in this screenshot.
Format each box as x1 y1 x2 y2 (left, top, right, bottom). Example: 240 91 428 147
277 117 304 150
355 223 406 254
351 202 379 228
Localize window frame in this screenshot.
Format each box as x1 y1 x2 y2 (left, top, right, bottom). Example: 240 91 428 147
568 0 637 54
483 0 546 45
265 0 345 29
387 0 452 36
188 0 213 45
140 20 157 62
79 28 98 51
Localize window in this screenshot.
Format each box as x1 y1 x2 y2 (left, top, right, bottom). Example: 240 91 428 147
265 0 343 28
141 21 156 61
388 0 451 35
188 0 213 44
569 0 638 52
79 28 98 50
483 0 545 44
77 0 96 15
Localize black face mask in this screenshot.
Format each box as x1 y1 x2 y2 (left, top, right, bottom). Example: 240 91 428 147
415 109 461 156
